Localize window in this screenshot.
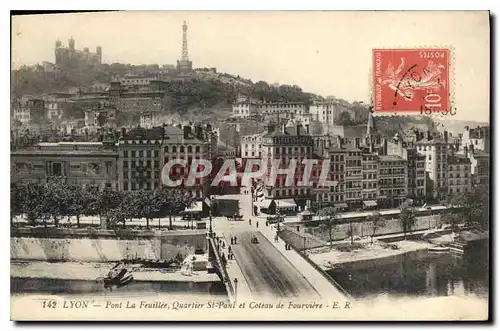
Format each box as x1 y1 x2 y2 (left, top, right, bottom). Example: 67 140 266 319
154 150 159 157
172 146 177 153
52 162 62 176
123 182 128 190
139 150 144 157
164 146 169 153
146 150 151 157
131 151 136 157
188 146 192 153
196 146 200 153
123 151 128 158
124 161 129 168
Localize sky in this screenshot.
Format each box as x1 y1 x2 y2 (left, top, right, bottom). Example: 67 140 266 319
11 11 490 122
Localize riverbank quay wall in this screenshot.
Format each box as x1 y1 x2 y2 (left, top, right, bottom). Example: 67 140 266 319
303 210 444 243
11 228 207 262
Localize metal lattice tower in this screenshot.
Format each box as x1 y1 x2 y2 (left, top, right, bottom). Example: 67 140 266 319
181 21 189 61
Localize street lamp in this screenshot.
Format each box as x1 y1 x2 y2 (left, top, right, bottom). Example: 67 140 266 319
234 278 238 303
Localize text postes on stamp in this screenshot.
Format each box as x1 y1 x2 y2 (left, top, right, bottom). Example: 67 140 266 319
373 48 451 114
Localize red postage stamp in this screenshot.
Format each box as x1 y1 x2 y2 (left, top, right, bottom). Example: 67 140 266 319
373 48 451 114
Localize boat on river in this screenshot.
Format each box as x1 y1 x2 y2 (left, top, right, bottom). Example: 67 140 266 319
428 245 450 253
104 263 134 288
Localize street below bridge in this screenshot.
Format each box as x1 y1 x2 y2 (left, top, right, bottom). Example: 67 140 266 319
211 190 347 302
230 230 319 299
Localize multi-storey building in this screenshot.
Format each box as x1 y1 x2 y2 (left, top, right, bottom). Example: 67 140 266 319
309 100 361 125
232 101 259 118
447 154 472 196
317 146 347 211
415 132 452 201
387 134 426 205
361 153 378 203
140 110 160 129
260 122 315 210
461 125 490 153
240 132 265 159
12 97 45 124
11 139 118 190
259 102 308 118
344 146 363 210
378 155 408 208
117 125 210 198
464 146 490 188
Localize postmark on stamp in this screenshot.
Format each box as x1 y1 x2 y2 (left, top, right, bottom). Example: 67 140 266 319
373 48 451 114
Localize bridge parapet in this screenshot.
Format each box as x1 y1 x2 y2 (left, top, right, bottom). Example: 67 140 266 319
207 236 236 303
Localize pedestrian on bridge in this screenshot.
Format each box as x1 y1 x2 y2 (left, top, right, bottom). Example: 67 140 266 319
249 219 252 225
256 221 259 228
221 253 227 267
222 241 225 249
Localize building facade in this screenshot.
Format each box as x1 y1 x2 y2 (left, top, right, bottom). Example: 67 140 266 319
378 155 408 208
415 134 451 201
447 154 472 196
117 125 210 198
260 123 315 210
11 140 118 190
461 126 490 153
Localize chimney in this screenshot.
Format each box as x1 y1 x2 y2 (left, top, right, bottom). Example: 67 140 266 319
195 125 203 140
465 125 470 131
296 124 301 136
444 130 448 143
120 127 126 137
464 146 468 158
267 123 275 134
382 138 388 155
354 137 360 149
305 124 310 134
183 126 191 139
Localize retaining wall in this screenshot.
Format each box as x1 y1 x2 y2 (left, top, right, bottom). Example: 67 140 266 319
305 214 442 243
11 230 207 262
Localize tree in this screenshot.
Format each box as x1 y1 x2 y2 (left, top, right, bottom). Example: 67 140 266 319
44 179 72 227
67 185 86 228
99 189 124 229
334 111 353 126
346 223 354 246
18 181 47 226
10 183 23 227
399 202 416 240
369 211 386 244
317 207 339 247
449 186 489 230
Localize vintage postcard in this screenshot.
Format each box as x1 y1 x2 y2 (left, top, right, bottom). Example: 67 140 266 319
10 11 490 321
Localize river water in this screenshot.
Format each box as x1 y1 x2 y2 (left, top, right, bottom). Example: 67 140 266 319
11 277 228 299
327 242 489 300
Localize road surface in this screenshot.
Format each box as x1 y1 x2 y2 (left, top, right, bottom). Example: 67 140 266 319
230 230 319 299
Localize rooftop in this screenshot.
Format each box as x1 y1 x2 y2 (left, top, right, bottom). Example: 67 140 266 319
379 155 405 162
